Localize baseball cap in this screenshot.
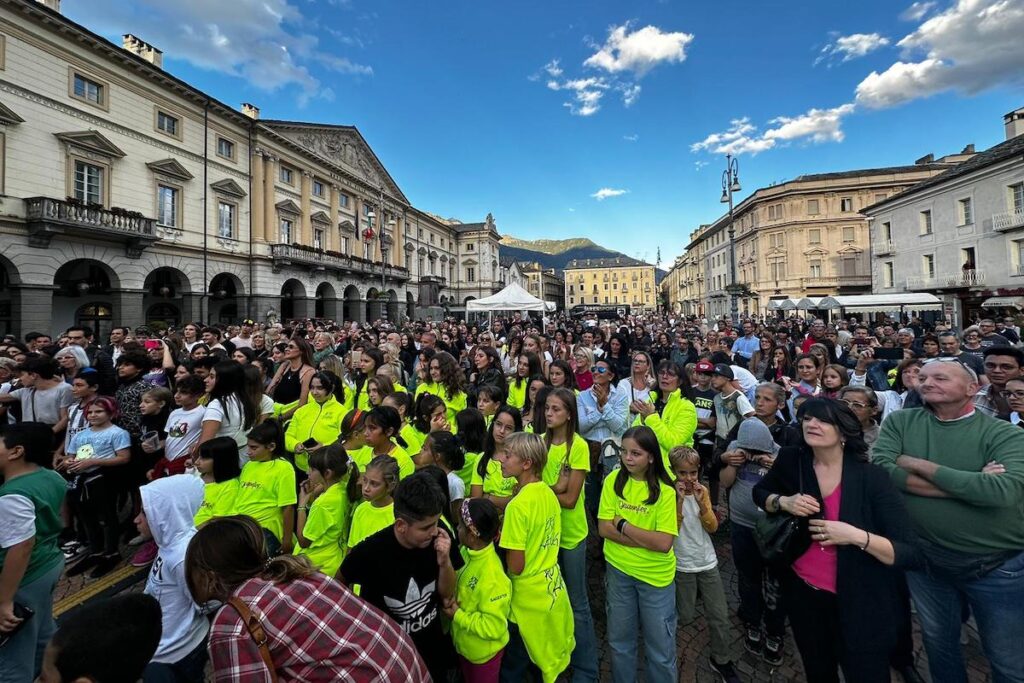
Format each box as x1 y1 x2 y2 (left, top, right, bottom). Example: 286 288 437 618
712 363 734 380
694 359 715 374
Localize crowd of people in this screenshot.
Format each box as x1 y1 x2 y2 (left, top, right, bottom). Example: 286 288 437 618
0 310 1022 683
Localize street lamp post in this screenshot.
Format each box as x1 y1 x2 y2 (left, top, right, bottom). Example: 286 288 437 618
720 154 742 325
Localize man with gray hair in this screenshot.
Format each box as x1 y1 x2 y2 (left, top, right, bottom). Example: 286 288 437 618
937 332 985 379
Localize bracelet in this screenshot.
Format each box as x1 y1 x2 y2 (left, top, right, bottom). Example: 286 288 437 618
861 532 871 551
770 494 781 512
616 518 628 535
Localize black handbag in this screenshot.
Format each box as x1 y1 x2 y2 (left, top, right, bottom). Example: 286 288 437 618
754 456 812 567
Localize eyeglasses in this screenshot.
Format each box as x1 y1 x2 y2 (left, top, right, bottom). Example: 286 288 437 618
838 398 872 410
921 356 978 380
999 390 1024 400
591 366 609 374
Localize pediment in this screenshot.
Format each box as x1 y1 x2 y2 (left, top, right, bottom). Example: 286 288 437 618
463 258 479 266
310 210 332 224
428 250 438 259
275 199 301 214
837 245 863 255
211 178 247 198
802 247 829 257
339 219 355 230
54 130 126 158
0 100 24 125
418 246 427 255
404 242 415 252
264 123 408 203
146 158 194 181
440 254 449 263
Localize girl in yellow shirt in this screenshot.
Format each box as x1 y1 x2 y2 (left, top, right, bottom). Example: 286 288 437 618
294 443 360 576
193 436 241 527
237 420 296 557
346 455 399 550
470 405 521 512
411 394 449 468
382 392 423 461
475 385 503 430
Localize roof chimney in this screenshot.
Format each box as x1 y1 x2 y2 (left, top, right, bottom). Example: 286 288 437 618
961 144 975 154
1005 107 1024 140
35 0 60 12
122 34 162 68
915 153 935 165
242 103 260 120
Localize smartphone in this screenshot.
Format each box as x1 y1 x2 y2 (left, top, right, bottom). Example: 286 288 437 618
302 437 319 448
874 348 904 360
0 603 34 648
350 350 362 366
144 339 161 351
853 338 869 347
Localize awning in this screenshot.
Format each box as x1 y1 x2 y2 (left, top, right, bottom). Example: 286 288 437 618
817 293 943 312
797 297 825 310
777 298 801 311
982 296 1024 309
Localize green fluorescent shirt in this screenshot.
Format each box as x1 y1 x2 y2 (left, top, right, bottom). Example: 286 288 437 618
295 482 350 577
347 501 395 550
598 475 678 587
235 459 297 542
451 544 511 664
471 458 517 498
543 437 591 550
194 478 240 527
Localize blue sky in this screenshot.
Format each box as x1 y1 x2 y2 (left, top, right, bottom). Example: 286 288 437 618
70 0 1024 264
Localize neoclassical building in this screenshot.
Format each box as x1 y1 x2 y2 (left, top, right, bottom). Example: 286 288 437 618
0 0 498 337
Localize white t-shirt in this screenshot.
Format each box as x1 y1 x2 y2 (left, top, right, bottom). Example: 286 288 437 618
730 365 759 402
0 495 35 548
164 406 206 462
203 397 247 452
617 377 652 407
447 471 465 502
259 394 275 417
673 495 718 572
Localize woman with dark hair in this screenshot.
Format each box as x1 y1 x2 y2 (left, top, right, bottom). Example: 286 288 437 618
285 371 350 472
753 398 920 683
520 376 549 433
547 359 578 392
631 359 698 471
471 404 522 511
399 333 417 380
231 347 256 366
767 345 795 383
750 335 777 380
198 361 259 461
467 345 507 405
427 351 468 427
606 334 631 380
184 516 428 681
267 337 315 418
350 347 386 412
650 331 674 367
507 352 542 409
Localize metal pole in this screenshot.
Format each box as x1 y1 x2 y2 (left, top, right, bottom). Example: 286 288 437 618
723 154 741 326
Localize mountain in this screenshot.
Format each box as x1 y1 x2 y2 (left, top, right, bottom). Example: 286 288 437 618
499 235 667 281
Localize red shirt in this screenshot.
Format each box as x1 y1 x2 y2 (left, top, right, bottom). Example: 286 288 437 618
209 574 429 682
793 484 841 593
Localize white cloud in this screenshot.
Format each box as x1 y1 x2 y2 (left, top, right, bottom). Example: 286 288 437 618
623 133 639 142
544 59 564 78
901 1 938 20
815 32 890 65
79 0 371 101
694 160 709 171
584 22 694 77
691 105 856 156
592 188 629 200
568 207 576 212
856 0 1024 109
618 83 642 107
547 77 610 116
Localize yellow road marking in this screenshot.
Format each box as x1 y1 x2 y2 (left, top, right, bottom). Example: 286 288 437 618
53 564 145 618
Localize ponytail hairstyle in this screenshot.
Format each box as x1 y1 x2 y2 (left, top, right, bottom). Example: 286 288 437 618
480 404 522 478
530 386 553 437
185 515 317 605
246 419 286 459
427 430 466 472
312 370 346 404
413 393 446 433
196 436 242 483
365 454 401 496
309 441 361 503
455 408 486 453
616 425 674 504
459 497 501 545
340 408 367 442
364 405 408 449
543 387 579 455
382 390 413 422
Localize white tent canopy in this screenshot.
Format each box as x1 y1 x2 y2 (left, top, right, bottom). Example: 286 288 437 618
816 294 942 312
770 298 801 311
982 296 1024 309
465 282 547 312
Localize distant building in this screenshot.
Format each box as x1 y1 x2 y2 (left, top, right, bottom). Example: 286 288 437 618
865 106 1024 327
564 256 657 312
520 261 564 310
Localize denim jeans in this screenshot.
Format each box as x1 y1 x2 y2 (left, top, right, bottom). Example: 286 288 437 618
0 562 62 683
606 564 677 683
907 549 1024 683
730 522 786 637
559 542 599 683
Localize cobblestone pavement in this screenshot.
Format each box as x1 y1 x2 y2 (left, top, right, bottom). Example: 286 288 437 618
54 513 994 682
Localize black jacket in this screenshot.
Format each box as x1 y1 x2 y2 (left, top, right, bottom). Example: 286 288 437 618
753 446 921 654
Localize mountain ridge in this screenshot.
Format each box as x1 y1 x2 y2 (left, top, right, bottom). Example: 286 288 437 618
500 235 666 281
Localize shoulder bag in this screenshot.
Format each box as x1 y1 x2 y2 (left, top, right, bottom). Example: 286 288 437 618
227 597 279 683
754 455 812 568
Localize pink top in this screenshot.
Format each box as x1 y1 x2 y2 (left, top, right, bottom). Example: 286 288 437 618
792 484 841 593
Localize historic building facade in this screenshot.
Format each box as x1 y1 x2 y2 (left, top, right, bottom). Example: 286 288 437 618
520 261 564 310
0 0 494 337
563 256 657 312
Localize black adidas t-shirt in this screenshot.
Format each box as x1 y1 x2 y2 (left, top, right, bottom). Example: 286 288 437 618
340 523 464 677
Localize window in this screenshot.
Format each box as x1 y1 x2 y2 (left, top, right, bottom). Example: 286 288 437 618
279 166 294 185
156 110 179 137
882 221 892 242
922 254 935 279
1009 183 1024 212
769 232 785 249
429 234 435 244
342 236 350 254
313 227 324 250
809 260 822 278
467 243 474 251
840 197 853 212
842 256 858 276
156 185 178 227
467 267 476 282
958 198 973 225
883 262 894 288
280 218 293 243
338 193 349 208
842 226 855 242
74 160 103 205
920 210 933 235
808 228 821 244
770 260 786 280
313 179 325 198
807 199 819 215
71 72 104 106
216 137 235 160
767 203 783 220
218 202 236 239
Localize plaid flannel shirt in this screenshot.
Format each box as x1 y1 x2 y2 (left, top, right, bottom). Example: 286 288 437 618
209 574 430 682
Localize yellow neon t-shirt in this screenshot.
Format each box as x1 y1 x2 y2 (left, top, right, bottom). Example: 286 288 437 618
507 380 527 409
194 478 239 527
295 482 350 576
543 437 591 550
235 458 297 542
347 501 394 550
455 452 482 492
597 475 678 588
470 457 516 499
348 442 415 479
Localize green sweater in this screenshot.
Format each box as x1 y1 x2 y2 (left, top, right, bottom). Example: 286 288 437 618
873 408 1024 554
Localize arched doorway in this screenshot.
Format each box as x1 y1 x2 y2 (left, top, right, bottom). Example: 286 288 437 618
315 282 337 320
208 273 244 325
53 259 118 339
343 285 361 323
280 279 307 322
144 267 190 331
386 289 399 322
366 287 381 322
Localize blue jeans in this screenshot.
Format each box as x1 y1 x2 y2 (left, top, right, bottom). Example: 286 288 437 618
907 549 1024 683
0 561 62 683
606 564 677 683
559 543 599 683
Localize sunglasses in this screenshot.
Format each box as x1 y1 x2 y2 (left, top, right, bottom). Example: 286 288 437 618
591 366 609 374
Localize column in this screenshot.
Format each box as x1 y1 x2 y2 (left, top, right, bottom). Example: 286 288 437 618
179 293 201 324
321 296 343 323
330 184 340 253
353 196 362 258
13 284 54 338
111 288 145 329
293 296 314 320
300 171 313 247
395 215 405 269
251 149 265 241
263 154 277 244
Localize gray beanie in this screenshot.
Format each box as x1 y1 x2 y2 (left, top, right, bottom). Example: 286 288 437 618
733 418 780 456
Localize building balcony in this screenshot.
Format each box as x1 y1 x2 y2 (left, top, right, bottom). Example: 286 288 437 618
270 243 409 282
801 275 872 289
906 269 985 290
25 196 159 258
993 209 1024 232
420 275 447 287
874 241 895 256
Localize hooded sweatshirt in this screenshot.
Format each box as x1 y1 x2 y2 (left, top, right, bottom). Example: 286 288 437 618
726 418 781 529
141 474 209 664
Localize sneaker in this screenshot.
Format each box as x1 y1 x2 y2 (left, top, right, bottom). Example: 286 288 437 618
743 626 763 654
130 540 158 567
128 534 150 547
763 635 783 667
62 541 87 561
66 553 102 577
709 658 741 683
89 554 121 579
